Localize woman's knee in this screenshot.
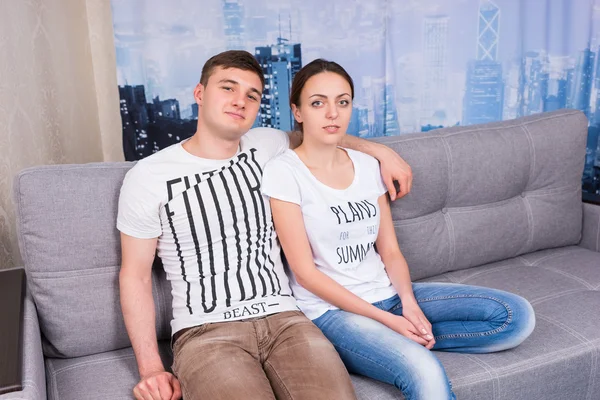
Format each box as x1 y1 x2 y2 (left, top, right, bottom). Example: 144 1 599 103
486 292 536 351
506 294 536 347
394 351 453 400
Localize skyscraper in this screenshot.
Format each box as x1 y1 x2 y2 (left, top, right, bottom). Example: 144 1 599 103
349 105 369 137
395 54 421 134
119 85 150 160
384 84 400 136
462 1 503 126
568 48 595 117
544 78 567 112
519 51 549 116
153 97 181 120
254 39 301 131
222 0 244 50
463 61 504 125
421 15 449 128
476 0 499 61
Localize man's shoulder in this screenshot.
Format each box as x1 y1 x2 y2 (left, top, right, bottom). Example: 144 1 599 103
244 127 287 144
126 143 181 176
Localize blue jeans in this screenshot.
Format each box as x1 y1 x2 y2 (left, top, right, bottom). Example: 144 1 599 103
312 283 536 400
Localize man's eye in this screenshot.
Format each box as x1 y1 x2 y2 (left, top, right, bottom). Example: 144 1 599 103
248 95 258 101
222 86 232 91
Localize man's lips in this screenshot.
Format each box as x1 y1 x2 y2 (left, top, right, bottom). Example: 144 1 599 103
226 111 245 120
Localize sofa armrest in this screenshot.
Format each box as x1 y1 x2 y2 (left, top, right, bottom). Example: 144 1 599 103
0 283 47 400
580 199 600 253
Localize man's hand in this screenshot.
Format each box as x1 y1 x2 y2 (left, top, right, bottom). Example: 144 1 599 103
377 145 413 201
133 370 182 400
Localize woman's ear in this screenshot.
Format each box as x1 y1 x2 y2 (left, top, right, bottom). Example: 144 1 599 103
291 104 303 123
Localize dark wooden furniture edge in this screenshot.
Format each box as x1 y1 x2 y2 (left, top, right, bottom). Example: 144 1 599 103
583 193 600 206
0 268 25 395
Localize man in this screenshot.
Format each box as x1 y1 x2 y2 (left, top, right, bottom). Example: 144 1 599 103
118 50 412 400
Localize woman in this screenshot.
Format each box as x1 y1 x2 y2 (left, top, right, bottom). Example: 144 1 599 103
261 59 535 400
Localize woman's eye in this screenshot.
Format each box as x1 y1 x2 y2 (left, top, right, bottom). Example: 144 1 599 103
339 99 350 106
311 101 323 107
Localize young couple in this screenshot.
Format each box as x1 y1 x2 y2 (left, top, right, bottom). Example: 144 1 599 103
118 50 535 400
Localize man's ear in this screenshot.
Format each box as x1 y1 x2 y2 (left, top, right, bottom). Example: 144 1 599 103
291 104 302 123
193 83 204 106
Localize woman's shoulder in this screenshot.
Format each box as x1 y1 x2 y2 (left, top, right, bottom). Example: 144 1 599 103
344 148 379 168
265 148 297 167
263 149 302 177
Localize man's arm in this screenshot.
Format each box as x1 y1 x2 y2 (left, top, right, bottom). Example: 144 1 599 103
120 233 181 400
339 134 413 201
287 131 413 200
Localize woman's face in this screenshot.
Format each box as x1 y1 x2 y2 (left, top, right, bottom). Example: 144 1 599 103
292 72 353 145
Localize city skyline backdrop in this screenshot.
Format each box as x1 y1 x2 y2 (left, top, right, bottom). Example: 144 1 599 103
111 0 600 197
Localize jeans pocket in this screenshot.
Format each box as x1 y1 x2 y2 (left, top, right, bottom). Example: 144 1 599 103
172 324 209 361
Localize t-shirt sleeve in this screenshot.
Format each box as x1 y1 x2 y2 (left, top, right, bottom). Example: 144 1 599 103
364 153 388 197
375 168 388 196
246 127 290 160
116 163 162 239
261 157 301 205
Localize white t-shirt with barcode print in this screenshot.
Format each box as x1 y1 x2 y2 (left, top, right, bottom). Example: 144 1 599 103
261 148 397 320
117 127 298 336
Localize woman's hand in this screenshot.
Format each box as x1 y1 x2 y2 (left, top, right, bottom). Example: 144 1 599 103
379 313 431 347
401 300 435 349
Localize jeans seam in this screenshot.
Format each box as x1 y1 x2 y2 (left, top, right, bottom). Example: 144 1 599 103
390 294 513 340
334 342 400 381
264 360 293 400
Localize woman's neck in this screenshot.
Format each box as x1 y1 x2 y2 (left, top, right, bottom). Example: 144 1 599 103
294 135 342 170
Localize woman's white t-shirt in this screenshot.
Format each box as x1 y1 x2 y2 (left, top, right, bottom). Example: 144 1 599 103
261 148 397 320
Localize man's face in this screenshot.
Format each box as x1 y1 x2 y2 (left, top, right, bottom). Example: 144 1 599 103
195 67 263 140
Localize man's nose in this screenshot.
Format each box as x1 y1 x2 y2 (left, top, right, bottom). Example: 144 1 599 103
232 93 246 108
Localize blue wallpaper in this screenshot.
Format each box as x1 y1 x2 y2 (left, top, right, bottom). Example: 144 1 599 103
112 0 600 197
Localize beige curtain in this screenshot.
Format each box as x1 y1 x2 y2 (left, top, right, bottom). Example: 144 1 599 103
0 0 123 269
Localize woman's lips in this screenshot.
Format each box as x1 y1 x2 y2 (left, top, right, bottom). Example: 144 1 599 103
323 125 340 133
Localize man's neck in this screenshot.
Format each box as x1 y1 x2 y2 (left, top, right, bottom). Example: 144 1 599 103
183 129 240 160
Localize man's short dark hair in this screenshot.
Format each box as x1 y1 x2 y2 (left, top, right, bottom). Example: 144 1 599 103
200 50 265 90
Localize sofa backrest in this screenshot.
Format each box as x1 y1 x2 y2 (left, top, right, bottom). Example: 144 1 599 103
14 109 587 359
14 163 172 359
374 109 587 280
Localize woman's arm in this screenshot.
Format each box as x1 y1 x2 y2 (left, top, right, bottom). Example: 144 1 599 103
270 197 429 346
375 194 435 347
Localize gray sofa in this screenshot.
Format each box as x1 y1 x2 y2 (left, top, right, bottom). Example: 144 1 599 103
4 109 600 400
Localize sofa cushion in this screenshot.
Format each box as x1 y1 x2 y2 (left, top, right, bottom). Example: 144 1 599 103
44 246 600 400
45 341 173 400
14 163 172 359
374 109 588 280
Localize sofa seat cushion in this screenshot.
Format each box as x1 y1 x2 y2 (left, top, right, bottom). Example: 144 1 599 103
45 246 600 400
45 341 173 400
352 245 600 400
